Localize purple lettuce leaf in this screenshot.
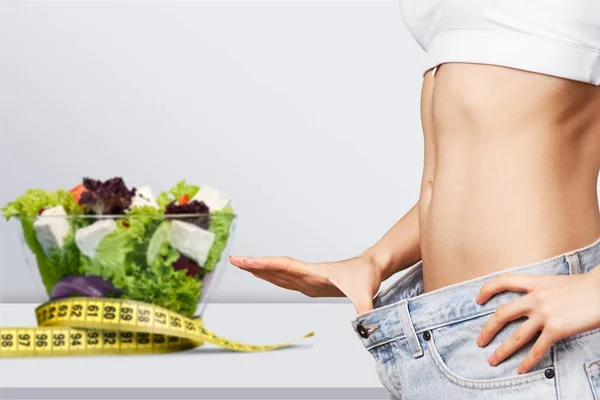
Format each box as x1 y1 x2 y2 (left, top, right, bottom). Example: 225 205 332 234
165 200 211 230
79 177 136 215
172 254 205 278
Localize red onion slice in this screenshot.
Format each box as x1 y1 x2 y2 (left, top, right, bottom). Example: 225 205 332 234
50 275 122 300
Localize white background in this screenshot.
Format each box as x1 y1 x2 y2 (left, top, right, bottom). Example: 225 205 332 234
0 0 426 303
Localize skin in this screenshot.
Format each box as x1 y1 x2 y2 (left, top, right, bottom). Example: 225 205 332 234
230 62 600 375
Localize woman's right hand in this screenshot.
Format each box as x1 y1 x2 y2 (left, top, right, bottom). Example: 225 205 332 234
228 253 384 315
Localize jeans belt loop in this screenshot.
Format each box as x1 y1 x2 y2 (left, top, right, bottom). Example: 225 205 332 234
565 252 581 275
397 300 423 359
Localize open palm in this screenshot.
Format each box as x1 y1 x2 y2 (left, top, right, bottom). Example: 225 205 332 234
229 254 382 314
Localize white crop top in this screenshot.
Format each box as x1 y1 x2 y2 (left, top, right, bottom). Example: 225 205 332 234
398 0 600 85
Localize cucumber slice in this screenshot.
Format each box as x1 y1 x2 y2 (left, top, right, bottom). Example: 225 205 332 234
147 220 172 265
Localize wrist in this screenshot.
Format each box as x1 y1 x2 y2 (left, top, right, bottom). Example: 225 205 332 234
358 246 394 282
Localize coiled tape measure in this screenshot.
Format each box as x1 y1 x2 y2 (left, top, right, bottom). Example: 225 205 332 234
0 297 314 357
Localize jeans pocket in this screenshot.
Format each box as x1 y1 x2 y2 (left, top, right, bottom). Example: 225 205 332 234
585 359 600 400
424 314 555 391
426 332 551 390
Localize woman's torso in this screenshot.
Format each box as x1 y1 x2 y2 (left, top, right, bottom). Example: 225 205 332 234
418 63 600 292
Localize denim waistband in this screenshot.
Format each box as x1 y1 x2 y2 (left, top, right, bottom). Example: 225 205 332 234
351 235 600 352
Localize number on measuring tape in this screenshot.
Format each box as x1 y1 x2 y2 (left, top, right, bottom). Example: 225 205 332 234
104 306 116 320
18 333 31 348
36 333 48 347
137 332 151 345
1 333 13 348
102 331 119 350
155 311 167 325
138 307 152 324
53 333 66 347
70 332 84 348
87 331 99 345
120 306 134 321
170 316 182 328
36 309 46 324
85 300 104 325
58 304 68 318
185 321 197 332
71 304 83 317
48 306 57 321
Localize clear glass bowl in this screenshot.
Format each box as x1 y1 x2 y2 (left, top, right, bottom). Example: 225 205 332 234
17 212 236 317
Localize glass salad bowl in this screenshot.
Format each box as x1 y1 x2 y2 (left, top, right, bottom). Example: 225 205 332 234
3 178 237 318
17 212 236 318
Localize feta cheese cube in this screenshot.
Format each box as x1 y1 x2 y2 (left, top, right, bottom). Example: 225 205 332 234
191 185 231 211
33 206 71 256
75 219 117 258
131 185 158 208
170 220 215 266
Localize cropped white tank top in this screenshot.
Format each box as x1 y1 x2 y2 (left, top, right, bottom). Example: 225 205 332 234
398 0 600 85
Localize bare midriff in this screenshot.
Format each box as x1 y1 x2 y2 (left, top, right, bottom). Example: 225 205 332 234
418 63 600 293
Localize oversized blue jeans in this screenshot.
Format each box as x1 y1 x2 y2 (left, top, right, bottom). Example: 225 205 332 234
351 235 600 399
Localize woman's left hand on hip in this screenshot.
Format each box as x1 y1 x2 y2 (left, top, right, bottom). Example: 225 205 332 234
474 269 600 374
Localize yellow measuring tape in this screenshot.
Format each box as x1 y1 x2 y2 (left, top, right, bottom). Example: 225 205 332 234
0 297 314 358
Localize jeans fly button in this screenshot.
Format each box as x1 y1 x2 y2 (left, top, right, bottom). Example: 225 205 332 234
357 324 369 339
545 368 555 379
423 331 431 341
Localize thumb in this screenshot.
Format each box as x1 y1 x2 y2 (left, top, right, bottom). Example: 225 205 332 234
325 271 375 314
353 295 374 315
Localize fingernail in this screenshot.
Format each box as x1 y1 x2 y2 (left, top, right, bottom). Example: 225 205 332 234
230 256 247 265
475 336 482 347
488 354 497 366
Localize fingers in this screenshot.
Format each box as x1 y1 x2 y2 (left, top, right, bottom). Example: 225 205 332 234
250 272 298 291
486 318 542 367
518 331 555 374
477 296 532 347
477 273 536 304
229 255 307 277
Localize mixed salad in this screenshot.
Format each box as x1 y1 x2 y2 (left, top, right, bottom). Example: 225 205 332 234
1 177 235 317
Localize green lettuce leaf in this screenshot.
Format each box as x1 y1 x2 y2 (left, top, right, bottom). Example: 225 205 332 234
204 206 235 271
146 221 171 266
124 205 163 233
46 230 84 283
157 180 200 210
80 231 135 290
1 189 81 220
124 242 202 317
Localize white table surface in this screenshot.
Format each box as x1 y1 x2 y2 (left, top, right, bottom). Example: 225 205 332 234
0 303 387 399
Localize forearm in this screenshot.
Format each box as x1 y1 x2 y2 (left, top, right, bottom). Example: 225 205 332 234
360 201 422 281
